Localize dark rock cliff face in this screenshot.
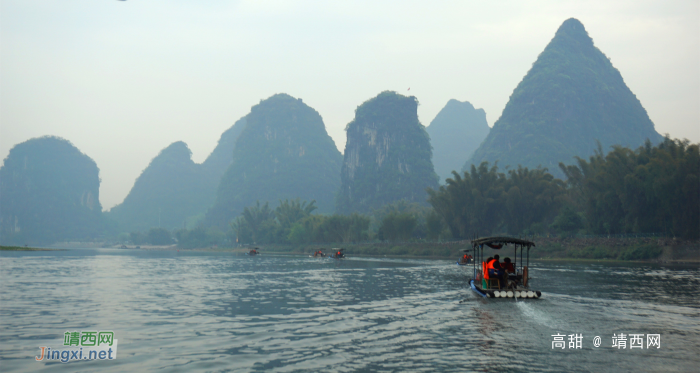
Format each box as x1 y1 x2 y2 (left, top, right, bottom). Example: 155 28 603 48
465 18 663 176
206 93 342 227
426 99 489 183
0 136 102 244
336 91 439 214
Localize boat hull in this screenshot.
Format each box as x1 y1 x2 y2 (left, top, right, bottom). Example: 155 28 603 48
469 279 541 299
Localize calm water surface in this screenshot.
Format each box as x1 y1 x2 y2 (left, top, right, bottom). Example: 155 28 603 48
1 248 699 372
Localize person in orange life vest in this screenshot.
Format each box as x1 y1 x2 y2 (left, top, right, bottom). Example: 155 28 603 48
488 255 506 287
487 255 502 275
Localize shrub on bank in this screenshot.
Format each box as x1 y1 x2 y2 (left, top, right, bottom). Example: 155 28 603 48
618 244 663 260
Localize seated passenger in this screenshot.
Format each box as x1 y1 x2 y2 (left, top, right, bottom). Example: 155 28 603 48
503 257 515 273
503 258 520 288
488 255 503 276
489 255 508 288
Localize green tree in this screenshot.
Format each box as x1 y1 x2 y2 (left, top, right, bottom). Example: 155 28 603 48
428 162 565 237
426 210 449 240
550 205 584 234
241 201 275 243
560 137 699 239
502 166 566 233
274 199 317 243
378 212 417 241
316 214 370 243
427 162 506 238
148 228 173 245
175 227 227 249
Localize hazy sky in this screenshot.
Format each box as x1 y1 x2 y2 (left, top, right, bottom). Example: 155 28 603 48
1 0 698 210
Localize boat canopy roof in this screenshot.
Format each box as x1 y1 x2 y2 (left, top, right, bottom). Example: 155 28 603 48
471 236 535 249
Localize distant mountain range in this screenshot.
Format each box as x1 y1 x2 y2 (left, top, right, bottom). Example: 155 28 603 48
426 99 489 183
1 18 674 241
465 18 663 175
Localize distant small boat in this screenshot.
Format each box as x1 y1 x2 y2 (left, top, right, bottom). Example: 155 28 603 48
457 251 473 265
247 248 260 256
312 249 327 258
329 248 346 259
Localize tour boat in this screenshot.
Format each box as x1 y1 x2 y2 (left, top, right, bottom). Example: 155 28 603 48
329 248 346 259
468 237 542 299
456 250 473 265
311 250 327 258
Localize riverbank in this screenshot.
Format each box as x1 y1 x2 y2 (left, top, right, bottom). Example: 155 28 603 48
0 246 63 251
246 237 700 263
36 237 699 263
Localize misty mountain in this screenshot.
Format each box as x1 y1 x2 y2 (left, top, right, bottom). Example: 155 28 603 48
206 93 343 227
464 18 663 176
336 91 439 214
106 118 246 232
201 117 247 179
426 99 489 182
107 142 211 232
0 136 103 244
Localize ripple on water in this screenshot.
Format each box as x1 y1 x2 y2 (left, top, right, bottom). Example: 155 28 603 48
1 252 698 372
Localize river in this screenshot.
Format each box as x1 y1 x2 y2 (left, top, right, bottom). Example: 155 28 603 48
1 248 698 372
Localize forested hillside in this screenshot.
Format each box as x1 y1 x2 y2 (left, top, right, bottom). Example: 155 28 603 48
336 91 439 214
465 18 663 176
0 136 103 244
206 93 342 227
561 138 699 239
154 136 698 254
428 137 698 240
